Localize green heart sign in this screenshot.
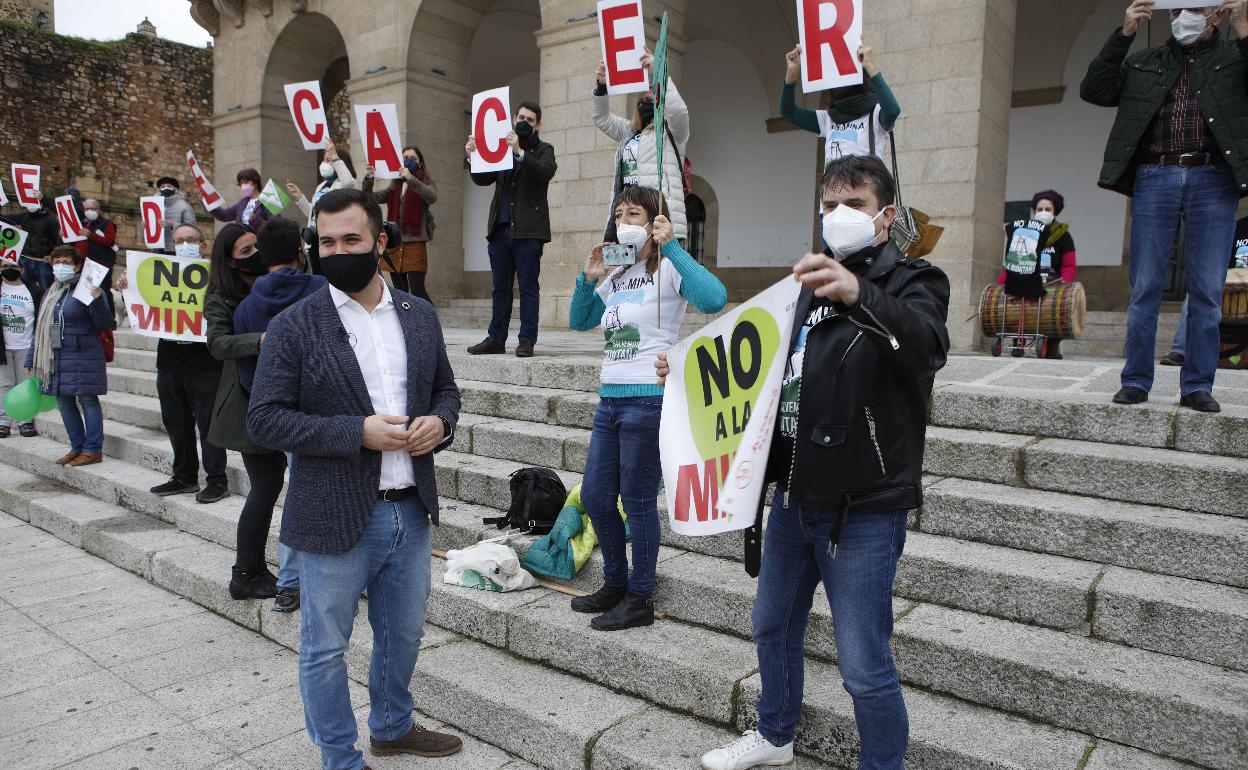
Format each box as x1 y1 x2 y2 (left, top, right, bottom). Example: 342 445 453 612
136 254 210 313
683 306 781 462
0 225 28 261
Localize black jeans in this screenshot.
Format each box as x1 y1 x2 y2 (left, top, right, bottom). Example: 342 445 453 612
157 361 227 487
236 451 287 570
487 228 543 345
390 271 431 303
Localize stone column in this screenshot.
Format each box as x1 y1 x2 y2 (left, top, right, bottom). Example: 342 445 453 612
868 0 1017 349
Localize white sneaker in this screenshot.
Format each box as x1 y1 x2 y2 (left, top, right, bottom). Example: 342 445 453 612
701 729 795 770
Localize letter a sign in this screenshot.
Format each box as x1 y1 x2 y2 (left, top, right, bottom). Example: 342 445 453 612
354 104 404 180
284 81 328 150
597 0 649 95
471 87 513 174
796 0 863 92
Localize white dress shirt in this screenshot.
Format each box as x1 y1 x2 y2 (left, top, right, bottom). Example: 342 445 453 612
330 279 415 491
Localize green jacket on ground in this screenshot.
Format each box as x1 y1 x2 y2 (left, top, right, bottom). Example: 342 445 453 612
521 483 627 581
1080 28 1248 197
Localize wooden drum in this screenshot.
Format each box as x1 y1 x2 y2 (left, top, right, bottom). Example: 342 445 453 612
1224 284 1248 324
979 283 1087 339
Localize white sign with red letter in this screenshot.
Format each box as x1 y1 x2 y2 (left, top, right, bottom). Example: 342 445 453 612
10 164 41 211
186 150 223 211
354 103 404 180
796 0 863 92
0 179 8 207
284 80 329 150
139 195 166 251
54 195 86 243
597 0 649 96
470 87 513 174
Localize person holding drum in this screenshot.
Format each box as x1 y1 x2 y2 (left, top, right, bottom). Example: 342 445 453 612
995 191 1078 359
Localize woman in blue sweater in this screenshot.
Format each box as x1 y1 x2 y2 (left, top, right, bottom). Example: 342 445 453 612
781 41 901 166
568 184 727 631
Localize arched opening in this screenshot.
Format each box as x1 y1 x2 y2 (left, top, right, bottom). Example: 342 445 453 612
685 192 707 263
261 12 350 224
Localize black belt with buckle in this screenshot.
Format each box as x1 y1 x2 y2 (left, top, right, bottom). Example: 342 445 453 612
1138 151 1227 168
378 487 420 502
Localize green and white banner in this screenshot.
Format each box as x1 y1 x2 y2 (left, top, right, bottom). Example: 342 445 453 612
120 250 210 342
259 178 292 215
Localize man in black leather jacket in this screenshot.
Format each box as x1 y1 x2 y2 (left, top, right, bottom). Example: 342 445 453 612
687 156 950 770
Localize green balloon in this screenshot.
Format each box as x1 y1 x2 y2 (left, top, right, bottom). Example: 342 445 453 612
40 394 57 413
3 377 41 423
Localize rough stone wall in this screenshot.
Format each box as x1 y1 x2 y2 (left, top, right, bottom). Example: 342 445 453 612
0 0 52 28
0 22 215 250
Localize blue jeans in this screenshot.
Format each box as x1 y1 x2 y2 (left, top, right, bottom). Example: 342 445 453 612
58 395 103 454
296 497 431 770
486 228 543 345
20 256 52 291
581 395 663 596
1171 297 1189 357
278 453 299 591
1123 164 1236 395
752 493 908 769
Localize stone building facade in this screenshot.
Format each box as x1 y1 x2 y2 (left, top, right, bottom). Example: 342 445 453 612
0 12 215 250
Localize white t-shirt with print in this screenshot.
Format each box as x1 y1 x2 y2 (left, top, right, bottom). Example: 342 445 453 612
621 135 641 186
0 282 35 351
594 259 687 385
816 103 887 166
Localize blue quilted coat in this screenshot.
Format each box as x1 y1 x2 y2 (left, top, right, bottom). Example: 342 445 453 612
25 277 112 396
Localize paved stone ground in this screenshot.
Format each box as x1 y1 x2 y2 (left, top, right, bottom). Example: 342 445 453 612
0 511 527 770
440 328 1248 406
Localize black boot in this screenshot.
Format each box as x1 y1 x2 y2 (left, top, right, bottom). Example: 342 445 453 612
230 565 277 600
570 584 627 614
1045 339 1064 360
590 593 654 631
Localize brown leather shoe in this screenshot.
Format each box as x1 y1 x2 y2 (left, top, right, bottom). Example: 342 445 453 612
515 340 535 358
55 451 81 466
467 337 505 355
370 724 463 758
68 452 103 467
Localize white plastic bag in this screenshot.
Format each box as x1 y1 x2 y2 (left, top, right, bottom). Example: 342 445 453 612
444 542 538 593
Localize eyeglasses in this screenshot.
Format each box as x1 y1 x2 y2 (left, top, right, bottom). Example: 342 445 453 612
173 237 203 245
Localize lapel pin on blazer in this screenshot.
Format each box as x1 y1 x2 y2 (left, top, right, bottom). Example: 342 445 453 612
401 300 411 310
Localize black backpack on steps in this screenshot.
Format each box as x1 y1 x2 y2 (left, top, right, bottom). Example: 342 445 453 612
482 467 567 536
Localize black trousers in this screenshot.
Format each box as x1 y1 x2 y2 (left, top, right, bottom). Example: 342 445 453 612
236 451 287 569
157 360 227 487
389 271 431 303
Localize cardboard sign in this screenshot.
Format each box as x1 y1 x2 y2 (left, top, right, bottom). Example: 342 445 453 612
73 258 109 307
258 179 292 215
121 250 209 342
597 0 649 95
1153 1 1212 8
284 80 328 150
0 223 28 262
10 164 40 211
54 195 86 243
471 87 513 174
0 179 8 207
660 278 800 536
354 104 404 180
186 150 223 211
796 0 863 92
139 195 166 251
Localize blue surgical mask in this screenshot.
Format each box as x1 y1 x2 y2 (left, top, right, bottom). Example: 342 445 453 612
175 242 202 259
403 158 420 172
53 264 77 283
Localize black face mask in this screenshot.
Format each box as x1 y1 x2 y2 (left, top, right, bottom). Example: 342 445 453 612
320 248 380 294
159 187 176 197
1 269 21 282
638 100 655 124
514 120 534 140
231 251 266 277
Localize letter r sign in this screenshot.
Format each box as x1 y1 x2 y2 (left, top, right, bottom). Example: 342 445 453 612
796 0 863 92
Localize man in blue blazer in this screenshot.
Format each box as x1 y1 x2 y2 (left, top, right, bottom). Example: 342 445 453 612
248 188 462 769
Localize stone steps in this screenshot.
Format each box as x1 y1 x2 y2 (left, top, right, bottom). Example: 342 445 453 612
0 467 1201 770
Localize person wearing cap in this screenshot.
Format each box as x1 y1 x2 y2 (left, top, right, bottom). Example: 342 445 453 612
0 256 43 438
155 176 198 255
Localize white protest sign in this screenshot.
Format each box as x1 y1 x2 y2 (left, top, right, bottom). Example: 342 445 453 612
73 258 109 306
121 250 209 342
598 0 650 96
186 150 223 211
1152 1 1213 8
0 179 8 207
10 164 40 211
139 195 166 251
660 278 800 536
796 0 863 92
54 195 86 243
471 87 514 174
354 103 404 180
284 80 329 150
0 222 28 262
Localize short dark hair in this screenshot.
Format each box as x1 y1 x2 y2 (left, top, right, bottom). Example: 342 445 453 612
1031 189 1065 216
257 217 303 268
312 188 383 239
155 176 180 189
49 244 83 267
517 101 542 122
207 223 256 299
821 155 896 209
172 222 205 242
236 167 262 186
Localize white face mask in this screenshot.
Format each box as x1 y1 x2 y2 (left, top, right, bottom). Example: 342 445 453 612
52 264 76 283
822 205 885 260
1172 10 1211 46
616 223 650 248
175 242 202 259
1033 210 1055 226
84 210 99 222
319 162 336 179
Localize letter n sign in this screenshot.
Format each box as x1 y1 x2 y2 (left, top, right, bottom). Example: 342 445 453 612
796 0 863 92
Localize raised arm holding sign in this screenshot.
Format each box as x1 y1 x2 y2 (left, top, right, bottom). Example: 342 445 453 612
470 87 514 173
796 0 863 92
597 0 649 95
354 104 404 180
186 150 223 211
284 81 328 150
10 164 40 211
55 195 86 243
139 196 166 251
